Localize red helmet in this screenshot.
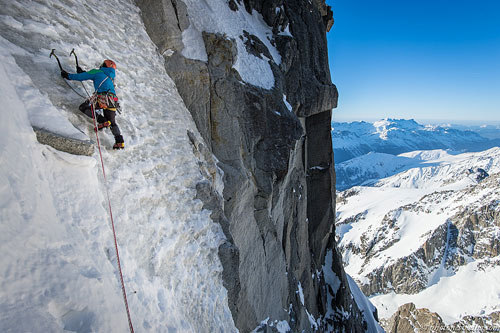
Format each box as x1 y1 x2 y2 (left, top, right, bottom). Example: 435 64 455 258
101 59 116 69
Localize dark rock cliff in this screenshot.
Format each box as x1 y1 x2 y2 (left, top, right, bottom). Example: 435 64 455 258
136 0 368 331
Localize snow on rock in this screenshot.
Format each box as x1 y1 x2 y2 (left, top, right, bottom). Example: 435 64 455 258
371 258 500 325
181 0 281 89
347 275 384 333
0 0 235 331
322 250 341 295
322 250 383 332
251 317 292 333
181 23 208 62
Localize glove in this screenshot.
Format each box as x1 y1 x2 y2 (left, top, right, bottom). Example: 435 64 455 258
76 66 84 73
61 70 69 79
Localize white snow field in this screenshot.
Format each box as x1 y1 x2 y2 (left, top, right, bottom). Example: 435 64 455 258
0 0 236 331
336 148 500 325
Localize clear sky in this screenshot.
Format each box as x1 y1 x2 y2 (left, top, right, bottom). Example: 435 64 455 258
325 0 500 124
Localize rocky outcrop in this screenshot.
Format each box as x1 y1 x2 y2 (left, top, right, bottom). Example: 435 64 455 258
33 126 94 156
382 303 445 333
449 311 500 331
137 0 367 331
382 303 500 333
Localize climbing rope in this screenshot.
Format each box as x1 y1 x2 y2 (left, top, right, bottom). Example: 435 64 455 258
89 100 134 333
51 49 134 330
63 79 87 99
69 48 92 99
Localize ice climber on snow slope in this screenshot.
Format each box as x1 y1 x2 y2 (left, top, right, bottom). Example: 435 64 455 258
61 59 125 149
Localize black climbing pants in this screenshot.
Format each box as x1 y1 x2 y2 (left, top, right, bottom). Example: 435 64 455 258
79 101 121 137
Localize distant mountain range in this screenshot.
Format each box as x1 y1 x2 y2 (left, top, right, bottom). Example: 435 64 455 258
333 119 500 190
332 118 500 164
336 147 500 331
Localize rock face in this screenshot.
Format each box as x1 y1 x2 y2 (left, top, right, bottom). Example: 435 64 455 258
382 303 500 333
382 303 445 333
33 126 94 156
137 0 368 331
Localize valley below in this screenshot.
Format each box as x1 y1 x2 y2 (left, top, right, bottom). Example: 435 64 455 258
333 120 500 331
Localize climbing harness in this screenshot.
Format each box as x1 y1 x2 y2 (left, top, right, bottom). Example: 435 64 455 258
95 92 119 110
51 48 134 332
86 76 119 113
97 72 122 114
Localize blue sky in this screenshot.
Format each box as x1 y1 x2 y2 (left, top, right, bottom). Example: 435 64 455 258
325 0 500 124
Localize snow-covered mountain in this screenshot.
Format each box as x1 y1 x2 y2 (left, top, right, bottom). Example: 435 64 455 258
335 148 493 191
336 147 500 331
332 118 500 164
443 123 500 140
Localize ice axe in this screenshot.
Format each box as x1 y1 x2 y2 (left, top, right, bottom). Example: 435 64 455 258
50 48 88 98
49 49 63 71
70 48 84 73
69 48 79 67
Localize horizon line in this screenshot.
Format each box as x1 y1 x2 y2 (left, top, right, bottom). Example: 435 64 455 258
331 116 500 126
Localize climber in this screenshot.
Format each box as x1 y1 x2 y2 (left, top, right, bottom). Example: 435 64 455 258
61 59 125 149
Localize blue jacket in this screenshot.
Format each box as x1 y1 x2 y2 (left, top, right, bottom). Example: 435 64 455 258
68 67 116 94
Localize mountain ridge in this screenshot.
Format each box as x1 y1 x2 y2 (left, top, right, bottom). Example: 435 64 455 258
332 118 500 164
334 118 500 190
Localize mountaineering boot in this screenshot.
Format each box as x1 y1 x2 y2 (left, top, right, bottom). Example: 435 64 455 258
113 135 124 150
98 121 111 131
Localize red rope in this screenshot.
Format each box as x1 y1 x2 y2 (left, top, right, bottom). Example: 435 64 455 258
90 103 134 333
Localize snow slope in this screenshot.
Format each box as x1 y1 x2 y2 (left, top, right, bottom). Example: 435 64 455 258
1 0 235 331
336 148 500 325
335 148 487 190
336 152 419 190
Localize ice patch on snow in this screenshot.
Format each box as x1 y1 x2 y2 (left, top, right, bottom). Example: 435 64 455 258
279 24 293 37
305 309 319 331
275 320 291 333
